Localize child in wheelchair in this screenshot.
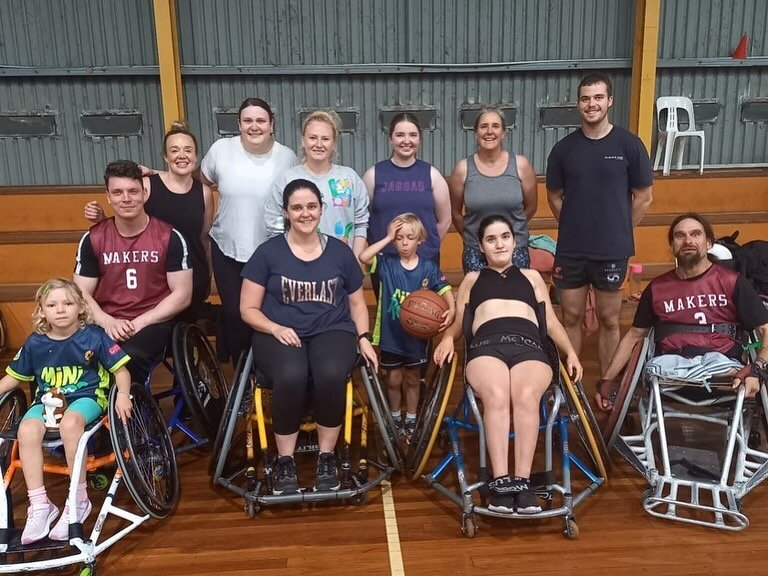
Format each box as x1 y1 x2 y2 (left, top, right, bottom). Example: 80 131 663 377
0 278 132 544
359 213 454 443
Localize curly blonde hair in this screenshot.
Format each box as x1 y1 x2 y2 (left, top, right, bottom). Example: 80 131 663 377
32 278 91 334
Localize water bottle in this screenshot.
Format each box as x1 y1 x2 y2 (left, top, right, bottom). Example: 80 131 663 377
628 263 643 301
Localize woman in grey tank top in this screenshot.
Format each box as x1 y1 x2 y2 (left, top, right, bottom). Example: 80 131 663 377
448 107 538 273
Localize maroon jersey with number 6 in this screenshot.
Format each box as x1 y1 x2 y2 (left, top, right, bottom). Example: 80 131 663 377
75 217 188 320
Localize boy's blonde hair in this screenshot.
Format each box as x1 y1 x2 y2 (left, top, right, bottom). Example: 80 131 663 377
32 278 91 334
391 213 427 243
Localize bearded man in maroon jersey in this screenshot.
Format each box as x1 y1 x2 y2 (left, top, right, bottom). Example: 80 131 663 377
74 160 193 383
595 212 768 411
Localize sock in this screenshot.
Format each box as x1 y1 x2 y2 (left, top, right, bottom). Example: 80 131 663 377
76 482 88 503
405 412 417 422
390 410 402 420
512 476 530 487
28 486 49 509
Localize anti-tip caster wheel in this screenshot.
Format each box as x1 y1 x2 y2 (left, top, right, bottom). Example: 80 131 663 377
461 513 478 538
79 563 97 576
563 516 579 539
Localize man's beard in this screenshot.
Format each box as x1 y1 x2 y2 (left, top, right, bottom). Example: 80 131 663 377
676 249 706 267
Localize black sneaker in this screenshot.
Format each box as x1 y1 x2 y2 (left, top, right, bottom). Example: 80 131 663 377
487 476 519 513
273 455 299 495
515 488 542 514
314 452 341 492
403 419 416 444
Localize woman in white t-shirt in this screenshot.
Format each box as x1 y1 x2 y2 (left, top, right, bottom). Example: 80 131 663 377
200 98 299 362
264 110 369 257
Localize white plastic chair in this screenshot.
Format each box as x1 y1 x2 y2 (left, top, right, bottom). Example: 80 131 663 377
653 96 705 176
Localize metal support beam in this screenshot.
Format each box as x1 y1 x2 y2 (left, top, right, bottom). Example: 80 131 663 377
152 0 184 129
630 0 661 154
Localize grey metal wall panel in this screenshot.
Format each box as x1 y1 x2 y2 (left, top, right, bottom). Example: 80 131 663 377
183 71 632 177
177 0 634 66
0 79 164 186
659 0 767 59
0 0 157 68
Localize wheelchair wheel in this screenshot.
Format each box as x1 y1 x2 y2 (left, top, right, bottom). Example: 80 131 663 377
601 337 650 447
560 366 609 482
359 363 404 471
0 309 6 355
0 389 27 470
209 351 253 480
108 384 180 519
406 356 457 479
173 323 229 438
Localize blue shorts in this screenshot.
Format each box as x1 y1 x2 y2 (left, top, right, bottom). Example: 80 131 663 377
22 397 104 426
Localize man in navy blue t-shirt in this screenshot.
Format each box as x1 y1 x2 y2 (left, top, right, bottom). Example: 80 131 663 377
546 72 653 375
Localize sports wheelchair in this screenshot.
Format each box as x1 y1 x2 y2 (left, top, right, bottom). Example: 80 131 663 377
604 327 768 530
414 339 608 538
210 349 401 516
0 383 179 574
145 322 229 453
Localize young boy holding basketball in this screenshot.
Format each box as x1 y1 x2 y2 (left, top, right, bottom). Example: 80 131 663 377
359 213 455 441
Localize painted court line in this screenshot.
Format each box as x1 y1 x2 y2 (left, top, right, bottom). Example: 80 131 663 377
381 479 406 576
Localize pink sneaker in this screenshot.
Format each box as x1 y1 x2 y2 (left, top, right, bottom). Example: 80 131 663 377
21 503 60 544
49 499 92 541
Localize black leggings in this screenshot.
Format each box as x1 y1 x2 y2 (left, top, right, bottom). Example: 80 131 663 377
120 320 176 384
251 330 358 435
211 241 253 363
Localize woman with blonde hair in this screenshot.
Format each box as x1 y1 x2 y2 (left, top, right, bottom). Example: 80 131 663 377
265 109 369 256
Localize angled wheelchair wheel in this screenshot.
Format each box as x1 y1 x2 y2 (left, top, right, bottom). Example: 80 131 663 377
406 356 457 480
0 389 27 470
209 351 253 479
0 309 6 355
601 337 650 447
173 323 230 438
109 384 180 519
560 366 609 481
359 362 404 472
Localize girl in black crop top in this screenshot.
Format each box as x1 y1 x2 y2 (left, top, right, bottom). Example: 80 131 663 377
434 215 581 514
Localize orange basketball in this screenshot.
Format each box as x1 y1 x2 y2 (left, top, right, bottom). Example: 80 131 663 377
399 290 449 339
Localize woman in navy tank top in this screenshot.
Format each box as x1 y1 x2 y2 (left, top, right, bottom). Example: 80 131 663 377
84 121 214 319
363 113 451 266
434 215 582 515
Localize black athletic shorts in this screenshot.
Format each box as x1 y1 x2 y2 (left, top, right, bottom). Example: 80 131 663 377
552 255 628 292
380 350 427 370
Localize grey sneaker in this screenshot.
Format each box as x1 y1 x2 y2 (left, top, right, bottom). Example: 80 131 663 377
273 455 299 495
314 452 341 492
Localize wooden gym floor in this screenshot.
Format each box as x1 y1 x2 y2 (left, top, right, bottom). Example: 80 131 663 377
6 306 768 576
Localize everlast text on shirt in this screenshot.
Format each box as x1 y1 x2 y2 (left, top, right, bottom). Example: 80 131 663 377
280 276 339 305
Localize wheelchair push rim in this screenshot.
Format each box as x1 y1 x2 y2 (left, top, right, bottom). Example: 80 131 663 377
108 383 180 519
0 389 27 474
407 356 457 480
172 323 230 438
359 363 405 472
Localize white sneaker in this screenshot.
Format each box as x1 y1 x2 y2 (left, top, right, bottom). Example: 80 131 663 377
21 503 59 545
49 499 92 541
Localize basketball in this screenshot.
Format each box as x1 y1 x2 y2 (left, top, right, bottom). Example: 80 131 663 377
399 290 449 339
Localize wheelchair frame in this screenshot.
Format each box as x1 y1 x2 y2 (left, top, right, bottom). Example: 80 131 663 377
210 349 398 517
423 342 607 538
147 322 229 454
607 330 768 530
0 383 179 574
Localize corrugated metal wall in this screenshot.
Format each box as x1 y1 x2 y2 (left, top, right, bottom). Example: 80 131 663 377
0 0 163 186
1 0 765 185
656 0 768 166
179 0 635 176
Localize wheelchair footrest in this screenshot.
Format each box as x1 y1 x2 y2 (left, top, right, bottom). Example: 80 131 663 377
668 445 721 482
1 528 71 554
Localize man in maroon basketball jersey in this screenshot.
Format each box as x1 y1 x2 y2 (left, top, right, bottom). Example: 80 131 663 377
596 213 768 411
74 160 193 383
